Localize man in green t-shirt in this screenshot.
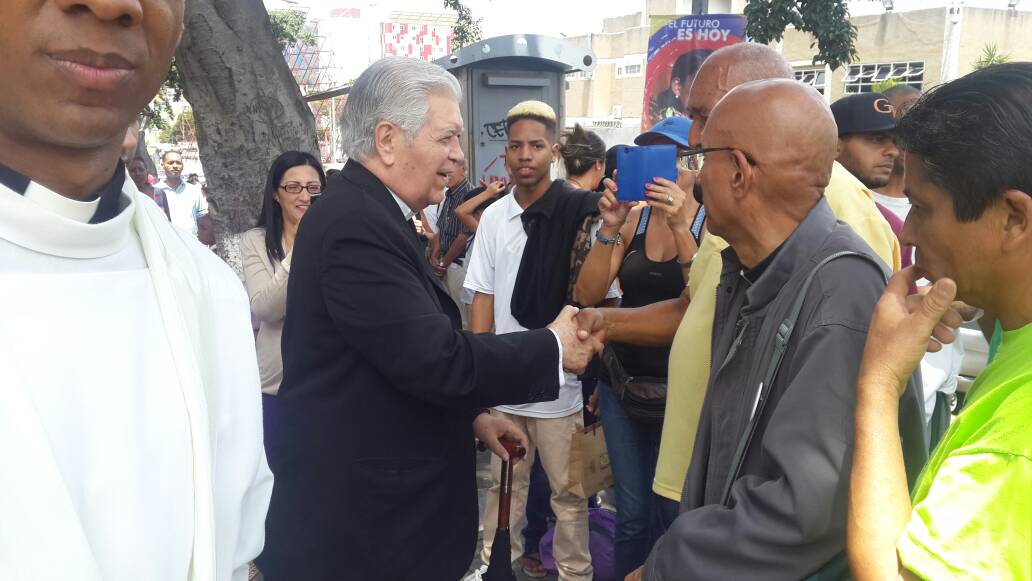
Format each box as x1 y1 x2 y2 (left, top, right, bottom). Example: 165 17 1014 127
848 63 1032 580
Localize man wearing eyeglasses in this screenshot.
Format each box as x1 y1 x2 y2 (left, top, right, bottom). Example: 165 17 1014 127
575 43 912 548
631 78 925 581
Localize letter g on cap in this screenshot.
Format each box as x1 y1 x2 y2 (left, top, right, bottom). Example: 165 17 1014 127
873 98 895 115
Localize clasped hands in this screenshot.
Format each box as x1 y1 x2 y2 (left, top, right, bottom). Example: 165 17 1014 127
546 305 608 375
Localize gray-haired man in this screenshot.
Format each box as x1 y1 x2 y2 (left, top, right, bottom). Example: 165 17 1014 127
259 57 602 580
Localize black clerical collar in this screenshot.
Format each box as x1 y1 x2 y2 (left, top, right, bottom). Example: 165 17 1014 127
0 162 31 195
0 160 127 224
743 242 784 284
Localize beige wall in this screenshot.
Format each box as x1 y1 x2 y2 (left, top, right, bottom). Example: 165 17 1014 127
782 8 947 101
781 7 1032 101
564 15 649 119
957 8 1032 77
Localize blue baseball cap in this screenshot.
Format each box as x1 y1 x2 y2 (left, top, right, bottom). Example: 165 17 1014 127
634 116 693 147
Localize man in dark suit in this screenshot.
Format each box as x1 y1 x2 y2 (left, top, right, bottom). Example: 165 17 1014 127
259 57 601 580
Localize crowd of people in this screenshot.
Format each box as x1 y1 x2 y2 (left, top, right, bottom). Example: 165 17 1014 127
0 1 1029 581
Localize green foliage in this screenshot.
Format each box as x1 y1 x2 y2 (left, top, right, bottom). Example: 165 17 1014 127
744 0 858 71
269 9 318 51
157 109 195 144
443 0 483 53
872 78 900 93
144 9 315 128
973 42 1011 70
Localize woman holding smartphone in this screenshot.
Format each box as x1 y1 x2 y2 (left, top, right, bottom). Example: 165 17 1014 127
573 137 703 577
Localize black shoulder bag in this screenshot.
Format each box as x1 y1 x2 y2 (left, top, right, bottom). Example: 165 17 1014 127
601 345 667 424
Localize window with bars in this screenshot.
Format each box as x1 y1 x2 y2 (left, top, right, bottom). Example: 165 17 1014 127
616 59 644 79
843 61 924 93
794 67 827 95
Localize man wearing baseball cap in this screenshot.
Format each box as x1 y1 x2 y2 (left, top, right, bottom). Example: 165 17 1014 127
833 92 964 449
831 92 901 191
832 93 911 268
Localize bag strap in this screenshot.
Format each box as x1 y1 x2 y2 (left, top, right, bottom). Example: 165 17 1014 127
720 250 882 506
635 204 652 237
690 205 706 245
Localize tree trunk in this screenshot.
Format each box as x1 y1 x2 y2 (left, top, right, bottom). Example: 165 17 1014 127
175 0 318 271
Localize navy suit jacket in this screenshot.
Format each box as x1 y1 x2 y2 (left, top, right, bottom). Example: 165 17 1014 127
259 160 560 580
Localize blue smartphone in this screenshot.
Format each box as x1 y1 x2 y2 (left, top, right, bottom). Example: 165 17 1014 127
615 145 678 202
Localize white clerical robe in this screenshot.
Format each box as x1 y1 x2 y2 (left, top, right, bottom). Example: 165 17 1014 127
0 175 273 580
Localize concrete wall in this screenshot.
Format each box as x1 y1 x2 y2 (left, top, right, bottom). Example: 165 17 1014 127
564 15 649 120
957 8 1032 77
782 8 947 101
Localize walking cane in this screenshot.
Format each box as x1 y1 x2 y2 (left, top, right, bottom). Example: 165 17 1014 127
483 437 526 581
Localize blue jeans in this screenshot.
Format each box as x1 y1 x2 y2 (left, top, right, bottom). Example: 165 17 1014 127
654 493 680 534
597 380 664 577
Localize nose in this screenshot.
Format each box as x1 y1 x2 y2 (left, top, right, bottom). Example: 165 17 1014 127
899 213 917 248
886 139 901 160
56 0 144 26
450 138 465 165
689 121 703 148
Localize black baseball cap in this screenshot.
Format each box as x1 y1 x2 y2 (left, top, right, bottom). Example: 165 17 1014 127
831 93 896 137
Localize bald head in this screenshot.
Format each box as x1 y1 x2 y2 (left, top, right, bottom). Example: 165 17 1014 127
709 43 795 85
698 79 837 248
709 79 837 193
686 43 795 144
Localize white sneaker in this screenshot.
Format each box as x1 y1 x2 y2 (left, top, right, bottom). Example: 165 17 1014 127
461 564 487 581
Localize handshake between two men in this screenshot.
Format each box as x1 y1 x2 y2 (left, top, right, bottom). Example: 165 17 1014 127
473 305 608 463
550 305 607 375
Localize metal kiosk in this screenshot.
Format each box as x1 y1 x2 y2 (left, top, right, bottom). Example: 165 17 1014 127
435 35 596 185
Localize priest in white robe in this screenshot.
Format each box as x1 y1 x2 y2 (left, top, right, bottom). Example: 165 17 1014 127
0 0 272 580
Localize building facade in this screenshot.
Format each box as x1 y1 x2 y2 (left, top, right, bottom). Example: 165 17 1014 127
784 5 1032 101
564 1 1032 138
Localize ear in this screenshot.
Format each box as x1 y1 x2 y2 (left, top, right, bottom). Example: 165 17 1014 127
729 150 752 197
551 142 560 163
836 138 844 158
672 78 682 99
373 121 400 166
1000 189 1032 252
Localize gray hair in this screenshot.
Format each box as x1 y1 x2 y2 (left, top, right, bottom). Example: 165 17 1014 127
340 57 462 161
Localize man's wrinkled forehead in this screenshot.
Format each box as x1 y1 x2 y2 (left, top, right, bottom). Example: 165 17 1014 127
687 61 733 118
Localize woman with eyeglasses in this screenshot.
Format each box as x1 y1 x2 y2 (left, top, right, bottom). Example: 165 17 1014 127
239 150 326 470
